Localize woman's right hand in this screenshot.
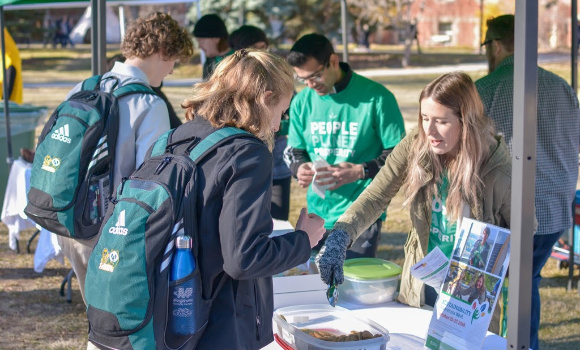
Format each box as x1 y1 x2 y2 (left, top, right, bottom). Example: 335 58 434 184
315 229 351 285
295 208 325 248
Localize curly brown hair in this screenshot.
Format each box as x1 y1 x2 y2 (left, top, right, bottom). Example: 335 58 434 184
181 49 294 150
121 12 194 62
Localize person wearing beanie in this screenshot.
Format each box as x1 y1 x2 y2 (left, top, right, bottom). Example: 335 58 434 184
228 25 269 50
193 14 234 79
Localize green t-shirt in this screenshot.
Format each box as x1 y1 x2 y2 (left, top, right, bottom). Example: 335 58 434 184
428 174 457 258
288 72 405 228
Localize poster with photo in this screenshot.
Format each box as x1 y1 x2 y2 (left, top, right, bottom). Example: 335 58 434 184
425 218 510 350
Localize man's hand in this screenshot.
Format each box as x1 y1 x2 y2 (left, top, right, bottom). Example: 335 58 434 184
295 208 326 248
296 162 316 188
322 162 364 191
315 229 351 285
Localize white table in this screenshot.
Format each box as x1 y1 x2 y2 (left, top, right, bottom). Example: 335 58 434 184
1 158 63 272
262 300 509 350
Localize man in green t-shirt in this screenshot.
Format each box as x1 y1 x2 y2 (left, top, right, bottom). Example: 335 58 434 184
285 33 405 258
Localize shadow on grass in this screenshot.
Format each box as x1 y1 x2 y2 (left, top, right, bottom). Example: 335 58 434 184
540 336 580 350
540 317 580 329
0 267 71 280
540 273 580 288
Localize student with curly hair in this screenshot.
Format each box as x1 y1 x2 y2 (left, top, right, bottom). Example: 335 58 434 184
57 12 194 312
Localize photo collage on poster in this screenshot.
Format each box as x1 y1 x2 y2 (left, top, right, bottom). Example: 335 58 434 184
442 220 510 314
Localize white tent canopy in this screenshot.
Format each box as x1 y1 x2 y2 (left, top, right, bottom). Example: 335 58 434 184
70 6 121 44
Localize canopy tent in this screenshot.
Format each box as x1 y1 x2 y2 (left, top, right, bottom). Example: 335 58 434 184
0 0 577 349
70 5 121 44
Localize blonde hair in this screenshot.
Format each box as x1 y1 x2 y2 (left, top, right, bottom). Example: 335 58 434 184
182 49 294 150
403 72 496 221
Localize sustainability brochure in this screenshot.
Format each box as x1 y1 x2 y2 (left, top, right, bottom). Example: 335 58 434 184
411 218 510 350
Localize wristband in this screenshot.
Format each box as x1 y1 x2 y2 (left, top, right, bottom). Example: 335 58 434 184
361 163 370 180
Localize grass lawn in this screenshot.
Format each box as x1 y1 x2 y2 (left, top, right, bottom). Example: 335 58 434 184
1 46 579 349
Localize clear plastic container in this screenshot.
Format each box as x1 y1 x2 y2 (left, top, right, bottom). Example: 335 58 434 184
339 258 402 305
273 304 390 350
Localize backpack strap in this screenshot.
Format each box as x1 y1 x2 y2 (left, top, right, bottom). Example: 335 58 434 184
113 83 156 98
149 129 174 158
188 127 252 162
81 75 102 91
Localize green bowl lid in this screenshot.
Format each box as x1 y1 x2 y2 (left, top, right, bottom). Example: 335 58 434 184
343 258 402 281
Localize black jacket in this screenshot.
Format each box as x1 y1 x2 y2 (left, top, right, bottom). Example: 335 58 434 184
171 118 311 349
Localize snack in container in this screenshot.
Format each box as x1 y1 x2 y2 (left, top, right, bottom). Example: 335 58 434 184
273 304 390 350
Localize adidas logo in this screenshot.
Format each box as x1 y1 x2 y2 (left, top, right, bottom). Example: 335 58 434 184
109 210 128 235
51 124 72 143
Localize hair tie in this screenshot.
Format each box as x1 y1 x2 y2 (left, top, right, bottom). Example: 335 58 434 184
235 48 248 60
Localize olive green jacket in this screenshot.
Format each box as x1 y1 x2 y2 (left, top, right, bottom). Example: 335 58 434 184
334 128 513 308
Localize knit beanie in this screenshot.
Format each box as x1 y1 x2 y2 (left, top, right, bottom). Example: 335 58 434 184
228 25 269 50
193 14 228 38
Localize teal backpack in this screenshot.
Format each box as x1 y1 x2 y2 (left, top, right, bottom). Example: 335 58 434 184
85 127 251 350
25 75 155 239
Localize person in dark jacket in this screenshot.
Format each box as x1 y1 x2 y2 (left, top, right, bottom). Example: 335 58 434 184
179 49 326 349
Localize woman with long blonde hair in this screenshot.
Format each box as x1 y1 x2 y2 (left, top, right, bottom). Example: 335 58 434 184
176 49 325 349
316 71 511 313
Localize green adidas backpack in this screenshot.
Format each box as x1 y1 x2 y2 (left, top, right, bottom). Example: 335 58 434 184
24 75 156 239
85 127 252 350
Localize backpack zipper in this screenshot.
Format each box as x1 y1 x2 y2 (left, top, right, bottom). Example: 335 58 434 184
154 156 172 175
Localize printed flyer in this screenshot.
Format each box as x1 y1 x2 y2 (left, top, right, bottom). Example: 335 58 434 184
424 218 510 350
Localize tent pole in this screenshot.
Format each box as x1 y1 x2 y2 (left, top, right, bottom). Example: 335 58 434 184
509 0 537 349
97 0 106 74
0 6 13 168
91 0 98 75
119 5 126 42
340 0 348 63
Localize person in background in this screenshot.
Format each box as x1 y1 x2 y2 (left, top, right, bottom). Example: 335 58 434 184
469 226 491 269
179 49 325 349
229 25 292 220
0 28 23 104
57 12 194 317
316 72 513 333
476 14 580 349
285 33 405 258
106 53 183 129
192 14 234 80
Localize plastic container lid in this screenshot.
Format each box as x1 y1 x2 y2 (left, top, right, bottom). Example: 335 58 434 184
343 258 402 281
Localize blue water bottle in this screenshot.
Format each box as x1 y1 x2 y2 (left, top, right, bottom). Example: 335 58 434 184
169 235 195 335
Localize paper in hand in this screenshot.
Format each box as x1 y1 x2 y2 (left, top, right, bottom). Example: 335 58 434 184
311 156 336 199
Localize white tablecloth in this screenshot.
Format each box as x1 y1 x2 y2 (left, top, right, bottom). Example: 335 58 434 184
1 158 63 272
262 300 509 350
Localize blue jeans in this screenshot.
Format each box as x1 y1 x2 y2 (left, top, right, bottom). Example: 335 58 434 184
530 230 564 350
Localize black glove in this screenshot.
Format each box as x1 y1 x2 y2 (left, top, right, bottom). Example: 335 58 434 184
315 229 350 285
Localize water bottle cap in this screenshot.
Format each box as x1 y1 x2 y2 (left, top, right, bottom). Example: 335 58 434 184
175 235 192 249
